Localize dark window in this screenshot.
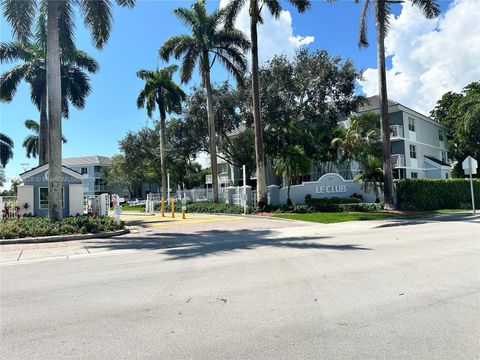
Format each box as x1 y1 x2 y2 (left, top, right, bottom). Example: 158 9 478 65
438 129 444 141
408 117 415 132
409 145 417 159
80 167 88 175
39 187 64 209
411 172 418 179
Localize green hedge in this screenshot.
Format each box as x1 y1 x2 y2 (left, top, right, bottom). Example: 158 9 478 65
156 201 246 214
0 216 125 239
396 178 480 210
273 202 382 214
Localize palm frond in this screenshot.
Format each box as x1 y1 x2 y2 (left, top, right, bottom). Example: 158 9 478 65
358 0 370 47
289 0 312 13
115 0 136 8
0 0 36 42
411 0 440 19
173 7 199 30
0 63 30 102
65 49 99 73
57 0 76 52
264 0 282 18
24 119 39 133
79 0 113 49
223 0 245 29
0 42 35 63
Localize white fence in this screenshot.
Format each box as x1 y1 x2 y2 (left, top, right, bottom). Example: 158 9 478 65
0 196 19 219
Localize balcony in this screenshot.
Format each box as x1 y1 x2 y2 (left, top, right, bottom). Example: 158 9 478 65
205 174 231 185
94 185 111 192
391 154 405 168
390 125 403 139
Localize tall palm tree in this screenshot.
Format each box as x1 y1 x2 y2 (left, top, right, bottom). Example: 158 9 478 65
1 0 135 220
0 133 14 167
160 0 250 203
225 0 311 208
136 65 186 199
356 0 440 209
23 119 67 159
354 154 384 203
0 15 98 166
274 145 311 205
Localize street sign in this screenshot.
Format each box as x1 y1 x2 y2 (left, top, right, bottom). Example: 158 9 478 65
462 156 477 175
181 205 186 211
462 156 477 214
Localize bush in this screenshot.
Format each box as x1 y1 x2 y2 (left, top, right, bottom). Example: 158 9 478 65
303 196 362 212
396 178 480 210
0 215 125 239
157 201 246 214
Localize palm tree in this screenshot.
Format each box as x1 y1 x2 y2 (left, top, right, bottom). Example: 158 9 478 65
23 119 67 159
136 65 186 199
354 154 384 203
274 145 311 205
356 0 440 209
160 0 250 203
1 0 135 220
225 0 311 208
0 15 98 166
0 133 14 167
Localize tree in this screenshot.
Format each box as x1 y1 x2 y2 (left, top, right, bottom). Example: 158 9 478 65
0 133 14 167
354 154 384 202
431 81 480 177
225 0 312 209
356 0 440 209
160 0 250 202
1 0 136 220
274 145 312 205
136 65 186 198
102 155 142 199
22 119 67 159
0 14 98 166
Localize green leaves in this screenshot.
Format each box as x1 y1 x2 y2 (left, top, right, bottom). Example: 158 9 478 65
0 0 36 42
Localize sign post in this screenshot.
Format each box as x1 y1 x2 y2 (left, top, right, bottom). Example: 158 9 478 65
462 156 477 214
243 165 247 215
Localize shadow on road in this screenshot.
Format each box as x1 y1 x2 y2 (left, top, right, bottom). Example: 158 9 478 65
374 212 479 229
86 229 371 260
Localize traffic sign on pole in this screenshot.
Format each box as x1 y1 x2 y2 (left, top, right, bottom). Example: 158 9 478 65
462 156 477 214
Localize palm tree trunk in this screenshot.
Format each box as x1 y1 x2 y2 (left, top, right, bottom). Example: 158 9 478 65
47 0 63 220
158 103 168 199
203 64 219 203
376 2 395 210
39 90 48 166
250 4 268 209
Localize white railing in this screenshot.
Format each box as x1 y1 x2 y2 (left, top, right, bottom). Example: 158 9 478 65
390 125 404 139
391 154 405 168
205 174 232 185
0 196 18 219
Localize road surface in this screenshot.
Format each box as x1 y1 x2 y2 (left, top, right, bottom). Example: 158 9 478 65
1 213 479 359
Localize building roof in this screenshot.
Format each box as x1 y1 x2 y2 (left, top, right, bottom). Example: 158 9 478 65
19 163 82 180
357 95 399 113
425 156 450 167
62 155 111 167
226 123 248 137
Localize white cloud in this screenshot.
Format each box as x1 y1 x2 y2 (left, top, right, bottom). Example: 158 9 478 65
359 0 480 115
219 0 314 63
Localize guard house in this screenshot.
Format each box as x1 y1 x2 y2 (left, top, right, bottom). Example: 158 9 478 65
16 163 84 217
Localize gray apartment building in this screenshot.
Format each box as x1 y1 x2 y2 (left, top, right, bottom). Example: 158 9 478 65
358 96 451 179
62 155 114 196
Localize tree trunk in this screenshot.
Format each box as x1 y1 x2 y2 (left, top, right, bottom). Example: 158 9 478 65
250 4 268 209
158 103 168 199
39 90 48 166
47 0 63 220
203 62 219 203
376 2 395 210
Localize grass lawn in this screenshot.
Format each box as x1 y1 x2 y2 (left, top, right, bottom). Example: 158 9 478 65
272 209 470 224
273 212 402 224
117 204 145 212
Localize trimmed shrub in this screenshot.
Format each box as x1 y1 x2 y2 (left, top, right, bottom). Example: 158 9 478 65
304 196 362 212
396 178 480 210
158 201 246 214
0 215 125 240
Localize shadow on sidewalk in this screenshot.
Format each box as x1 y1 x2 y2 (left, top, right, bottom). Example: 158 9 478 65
86 229 371 260
374 212 479 228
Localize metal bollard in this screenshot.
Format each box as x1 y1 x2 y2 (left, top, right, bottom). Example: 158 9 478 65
171 198 175 218
161 197 165 217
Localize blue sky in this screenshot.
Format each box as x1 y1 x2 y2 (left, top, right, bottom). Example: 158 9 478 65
0 0 462 187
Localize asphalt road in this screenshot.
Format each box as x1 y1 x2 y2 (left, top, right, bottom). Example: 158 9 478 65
1 213 479 359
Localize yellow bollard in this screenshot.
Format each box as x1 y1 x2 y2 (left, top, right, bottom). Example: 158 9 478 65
182 209 186 219
161 197 165 217
171 198 175 218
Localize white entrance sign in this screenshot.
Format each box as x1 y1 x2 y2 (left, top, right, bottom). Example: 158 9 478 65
462 156 477 214
315 185 347 194
462 156 478 175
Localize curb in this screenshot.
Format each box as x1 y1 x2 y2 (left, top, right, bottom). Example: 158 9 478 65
0 228 130 245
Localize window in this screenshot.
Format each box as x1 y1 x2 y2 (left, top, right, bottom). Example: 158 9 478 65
411 172 418 179
445 173 449 179
80 167 88 175
408 117 415 132
442 152 448 163
438 129 444 142
39 187 64 209
409 145 417 159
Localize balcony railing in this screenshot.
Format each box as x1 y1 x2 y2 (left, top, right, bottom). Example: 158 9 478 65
205 174 232 184
390 125 403 139
94 185 110 192
391 154 405 168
